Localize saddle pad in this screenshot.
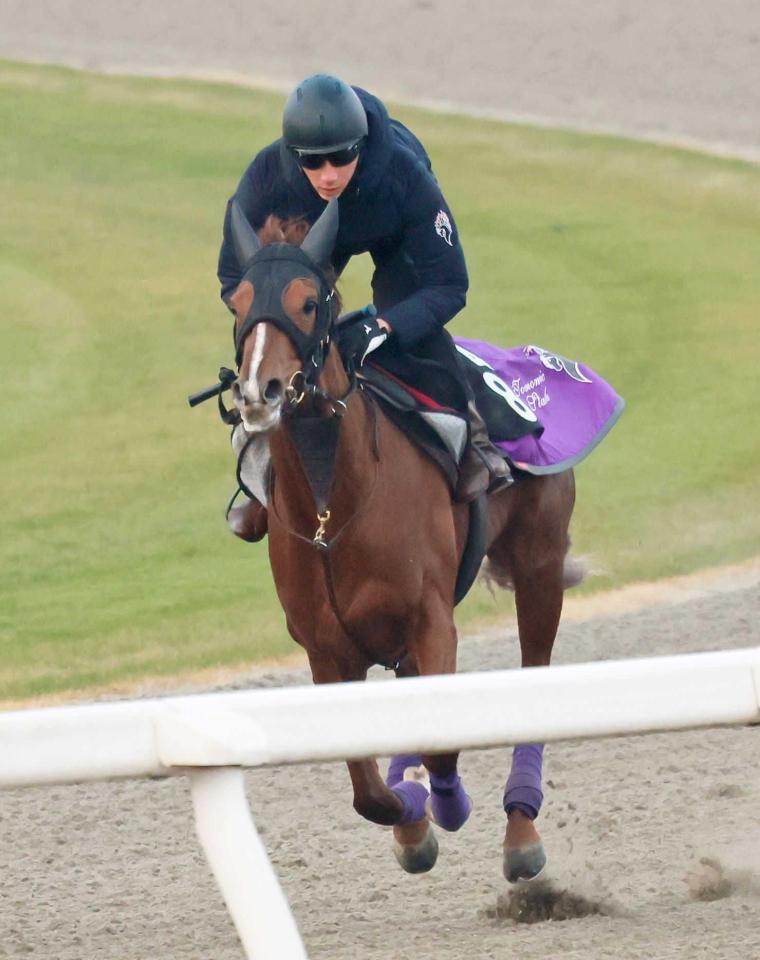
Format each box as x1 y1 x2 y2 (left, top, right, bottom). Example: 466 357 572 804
359 365 468 466
454 339 625 475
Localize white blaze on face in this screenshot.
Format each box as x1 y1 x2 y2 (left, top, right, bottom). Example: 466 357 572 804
244 324 267 402
237 323 283 434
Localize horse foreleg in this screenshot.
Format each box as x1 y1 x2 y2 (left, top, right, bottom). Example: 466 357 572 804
343 756 439 875
305 649 420 829
341 750 441 875
381 656 436 870
410 594 473 835
387 655 423 787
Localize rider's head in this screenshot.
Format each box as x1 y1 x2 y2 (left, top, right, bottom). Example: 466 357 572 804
283 74 367 201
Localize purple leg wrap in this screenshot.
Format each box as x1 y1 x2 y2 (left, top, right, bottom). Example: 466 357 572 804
386 754 423 788
429 771 472 832
503 744 544 820
391 780 429 825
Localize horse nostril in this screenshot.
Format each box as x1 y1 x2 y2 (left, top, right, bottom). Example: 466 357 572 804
232 381 244 404
263 379 284 404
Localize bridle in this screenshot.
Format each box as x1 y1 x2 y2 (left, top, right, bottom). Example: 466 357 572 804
230 241 379 559
233 243 354 416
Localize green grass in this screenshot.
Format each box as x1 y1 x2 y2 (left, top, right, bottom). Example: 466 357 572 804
1 62 759 700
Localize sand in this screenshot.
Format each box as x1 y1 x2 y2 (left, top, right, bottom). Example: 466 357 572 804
1 568 759 959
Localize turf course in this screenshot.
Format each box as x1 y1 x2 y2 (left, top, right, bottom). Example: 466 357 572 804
1 62 758 701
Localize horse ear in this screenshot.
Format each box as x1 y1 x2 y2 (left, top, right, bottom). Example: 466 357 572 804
230 200 261 269
301 199 339 267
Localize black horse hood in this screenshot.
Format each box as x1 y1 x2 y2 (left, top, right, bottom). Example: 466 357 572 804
279 87 395 202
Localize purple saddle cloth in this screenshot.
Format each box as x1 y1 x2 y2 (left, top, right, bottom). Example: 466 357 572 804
454 339 625 475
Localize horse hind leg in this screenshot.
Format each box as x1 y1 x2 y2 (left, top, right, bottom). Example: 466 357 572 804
500 541 563 883
486 472 576 882
482 538 585 594
503 745 548 882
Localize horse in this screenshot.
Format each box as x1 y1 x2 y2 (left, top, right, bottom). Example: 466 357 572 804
223 198 580 882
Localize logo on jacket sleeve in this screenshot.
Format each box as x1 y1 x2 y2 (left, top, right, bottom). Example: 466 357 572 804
434 210 454 246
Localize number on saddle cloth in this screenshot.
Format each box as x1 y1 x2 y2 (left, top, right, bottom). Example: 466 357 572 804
455 344 543 442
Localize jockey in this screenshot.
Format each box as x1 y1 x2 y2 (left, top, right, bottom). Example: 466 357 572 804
218 73 512 542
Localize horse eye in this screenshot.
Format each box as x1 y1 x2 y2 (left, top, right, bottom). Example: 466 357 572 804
304 299 317 314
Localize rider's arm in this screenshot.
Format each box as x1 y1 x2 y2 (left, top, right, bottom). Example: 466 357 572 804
378 165 469 349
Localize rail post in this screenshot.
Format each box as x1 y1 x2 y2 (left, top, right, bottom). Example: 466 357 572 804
189 768 308 960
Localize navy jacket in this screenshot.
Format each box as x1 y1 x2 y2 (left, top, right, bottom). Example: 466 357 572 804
217 88 469 350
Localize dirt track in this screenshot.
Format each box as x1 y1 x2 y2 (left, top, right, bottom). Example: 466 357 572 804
2 565 759 959
1 3 759 957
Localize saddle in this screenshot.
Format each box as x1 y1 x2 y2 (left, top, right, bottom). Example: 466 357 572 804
358 357 541 491
358 363 466 493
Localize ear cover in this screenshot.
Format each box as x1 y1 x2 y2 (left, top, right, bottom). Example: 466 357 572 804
230 200 261 269
301 199 339 267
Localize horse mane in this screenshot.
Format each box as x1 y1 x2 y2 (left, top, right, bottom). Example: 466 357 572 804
256 214 343 316
256 213 311 247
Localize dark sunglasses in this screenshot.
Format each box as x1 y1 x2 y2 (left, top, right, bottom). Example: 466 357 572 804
294 141 361 170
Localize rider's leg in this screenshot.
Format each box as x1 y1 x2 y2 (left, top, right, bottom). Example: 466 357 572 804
407 330 512 499
456 398 513 502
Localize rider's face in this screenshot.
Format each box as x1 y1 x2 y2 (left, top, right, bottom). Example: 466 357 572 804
301 157 359 201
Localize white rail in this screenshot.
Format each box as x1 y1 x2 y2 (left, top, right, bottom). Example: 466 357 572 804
2 648 759 959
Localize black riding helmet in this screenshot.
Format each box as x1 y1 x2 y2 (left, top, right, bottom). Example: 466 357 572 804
282 74 368 153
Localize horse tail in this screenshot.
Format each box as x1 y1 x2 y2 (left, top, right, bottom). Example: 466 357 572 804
561 549 587 590
479 541 587 593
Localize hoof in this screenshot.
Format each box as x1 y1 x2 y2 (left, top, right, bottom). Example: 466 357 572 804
503 842 547 883
393 822 439 874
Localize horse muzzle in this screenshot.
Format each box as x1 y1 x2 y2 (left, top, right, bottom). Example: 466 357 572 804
232 375 284 433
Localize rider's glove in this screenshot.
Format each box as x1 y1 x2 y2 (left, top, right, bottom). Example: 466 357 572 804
336 317 389 367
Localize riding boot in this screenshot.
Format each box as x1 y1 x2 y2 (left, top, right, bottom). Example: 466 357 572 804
455 400 513 502
227 496 269 542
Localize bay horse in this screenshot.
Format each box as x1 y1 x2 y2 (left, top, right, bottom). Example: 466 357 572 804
224 199 579 882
